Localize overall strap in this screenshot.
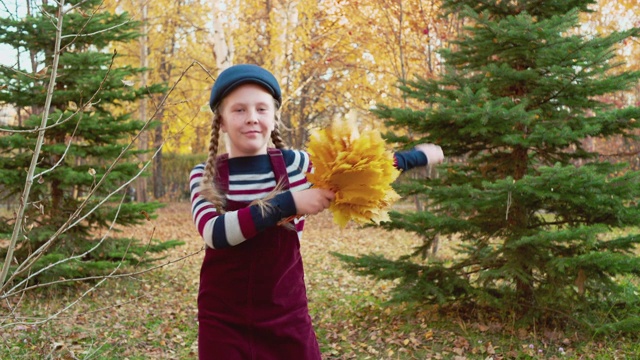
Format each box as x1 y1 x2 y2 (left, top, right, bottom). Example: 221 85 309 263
267 148 291 190
215 153 230 193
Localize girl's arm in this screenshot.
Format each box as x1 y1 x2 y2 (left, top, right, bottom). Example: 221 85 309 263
190 165 297 249
394 144 444 171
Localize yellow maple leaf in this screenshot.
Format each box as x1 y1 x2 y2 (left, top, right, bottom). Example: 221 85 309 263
307 118 401 227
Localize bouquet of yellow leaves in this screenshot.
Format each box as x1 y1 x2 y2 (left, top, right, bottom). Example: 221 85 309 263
306 118 401 228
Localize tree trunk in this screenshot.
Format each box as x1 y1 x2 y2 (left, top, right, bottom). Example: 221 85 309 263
153 118 165 199
136 0 149 203
211 2 234 71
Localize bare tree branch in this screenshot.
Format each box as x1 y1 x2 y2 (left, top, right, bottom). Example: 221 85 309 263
2 247 203 300
2 60 206 290
60 20 133 40
3 191 130 297
63 0 93 15
0 0 66 288
1 258 124 327
34 113 81 178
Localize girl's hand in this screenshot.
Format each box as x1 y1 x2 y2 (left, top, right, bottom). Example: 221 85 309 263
415 143 444 165
292 188 335 215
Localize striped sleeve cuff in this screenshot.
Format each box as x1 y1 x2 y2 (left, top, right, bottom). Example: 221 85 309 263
207 191 297 249
250 191 297 233
394 149 428 171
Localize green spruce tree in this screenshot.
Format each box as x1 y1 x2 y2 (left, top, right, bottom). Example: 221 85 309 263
337 0 640 333
0 0 181 284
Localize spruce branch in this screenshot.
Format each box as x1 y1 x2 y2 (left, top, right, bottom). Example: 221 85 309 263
0 54 114 134
59 0 101 53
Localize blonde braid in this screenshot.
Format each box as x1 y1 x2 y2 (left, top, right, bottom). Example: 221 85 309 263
200 111 227 213
271 124 287 150
271 105 287 150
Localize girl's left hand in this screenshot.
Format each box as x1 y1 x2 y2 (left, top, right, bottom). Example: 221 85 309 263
415 143 444 165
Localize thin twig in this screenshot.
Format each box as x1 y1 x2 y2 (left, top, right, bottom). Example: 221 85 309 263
4 192 128 297
34 114 81 178
1 249 203 310
60 20 133 40
599 149 640 157
63 0 94 15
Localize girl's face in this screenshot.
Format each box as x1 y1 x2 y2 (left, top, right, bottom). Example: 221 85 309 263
219 84 276 158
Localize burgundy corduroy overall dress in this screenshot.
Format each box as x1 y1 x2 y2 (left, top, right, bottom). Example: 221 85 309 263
198 149 322 360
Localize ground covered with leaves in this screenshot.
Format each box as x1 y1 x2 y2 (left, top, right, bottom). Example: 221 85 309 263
1 203 638 359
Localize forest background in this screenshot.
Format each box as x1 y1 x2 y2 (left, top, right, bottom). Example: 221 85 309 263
2 0 638 201
1 0 639 358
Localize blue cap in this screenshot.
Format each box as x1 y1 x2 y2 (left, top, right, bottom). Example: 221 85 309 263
209 64 282 111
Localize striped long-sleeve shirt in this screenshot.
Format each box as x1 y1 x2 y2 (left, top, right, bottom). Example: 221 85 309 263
190 148 428 249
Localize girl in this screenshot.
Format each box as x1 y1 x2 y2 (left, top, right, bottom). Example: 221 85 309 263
190 64 444 359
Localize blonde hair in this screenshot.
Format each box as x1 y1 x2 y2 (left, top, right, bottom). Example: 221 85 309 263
199 99 286 213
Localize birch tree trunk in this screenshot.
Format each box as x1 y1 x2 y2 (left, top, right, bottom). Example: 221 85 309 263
211 2 234 72
136 0 149 202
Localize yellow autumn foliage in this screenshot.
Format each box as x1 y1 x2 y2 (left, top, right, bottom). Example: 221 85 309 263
306 118 401 228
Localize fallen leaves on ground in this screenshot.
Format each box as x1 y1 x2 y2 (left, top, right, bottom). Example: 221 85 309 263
1 203 636 359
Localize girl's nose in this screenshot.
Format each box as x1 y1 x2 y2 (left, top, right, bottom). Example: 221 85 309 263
245 109 259 124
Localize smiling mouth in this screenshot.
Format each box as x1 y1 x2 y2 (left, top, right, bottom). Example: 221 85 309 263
243 131 261 136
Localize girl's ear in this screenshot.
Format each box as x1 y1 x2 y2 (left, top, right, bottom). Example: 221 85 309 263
219 117 227 133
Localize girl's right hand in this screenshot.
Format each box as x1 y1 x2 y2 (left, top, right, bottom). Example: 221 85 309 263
292 188 335 215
